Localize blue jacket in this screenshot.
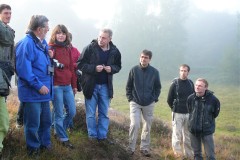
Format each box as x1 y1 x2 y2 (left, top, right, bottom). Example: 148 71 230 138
16 33 53 102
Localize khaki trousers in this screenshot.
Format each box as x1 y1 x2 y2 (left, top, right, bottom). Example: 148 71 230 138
0 96 9 152
172 112 193 158
129 101 155 152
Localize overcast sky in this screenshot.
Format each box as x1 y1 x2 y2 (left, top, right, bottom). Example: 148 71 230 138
1 0 240 49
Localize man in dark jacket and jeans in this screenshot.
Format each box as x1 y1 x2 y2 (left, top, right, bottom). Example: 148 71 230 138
77 28 121 141
126 49 161 157
187 78 220 160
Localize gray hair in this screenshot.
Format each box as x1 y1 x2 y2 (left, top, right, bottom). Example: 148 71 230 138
196 78 208 88
27 15 48 31
100 28 113 38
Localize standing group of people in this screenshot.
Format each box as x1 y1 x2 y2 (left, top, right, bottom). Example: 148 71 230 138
0 3 221 160
167 64 221 160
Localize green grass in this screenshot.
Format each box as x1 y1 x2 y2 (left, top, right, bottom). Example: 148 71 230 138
111 82 240 137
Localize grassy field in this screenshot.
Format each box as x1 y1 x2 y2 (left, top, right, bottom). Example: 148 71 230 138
2 82 239 159
111 82 240 137
110 81 240 159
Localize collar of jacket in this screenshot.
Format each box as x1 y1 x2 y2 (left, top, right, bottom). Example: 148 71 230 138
138 63 149 70
28 31 47 52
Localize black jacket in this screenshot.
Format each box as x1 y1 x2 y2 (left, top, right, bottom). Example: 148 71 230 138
126 64 161 106
77 40 121 99
187 90 220 137
167 78 194 113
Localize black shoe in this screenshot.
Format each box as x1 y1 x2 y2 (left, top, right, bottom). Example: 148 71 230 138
140 150 151 157
27 148 40 158
62 140 74 149
98 138 114 145
68 127 74 134
40 145 52 153
16 117 23 129
88 137 98 144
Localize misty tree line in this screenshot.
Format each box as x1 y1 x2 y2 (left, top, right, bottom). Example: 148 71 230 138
106 0 240 85
11 0 240 85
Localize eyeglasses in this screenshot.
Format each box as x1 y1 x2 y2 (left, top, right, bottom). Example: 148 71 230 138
2 11 12 15
141 56 150 59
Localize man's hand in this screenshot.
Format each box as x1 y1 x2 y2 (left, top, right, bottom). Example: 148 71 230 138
104 65 111 73
48 50 54 58
73 88 77 94
96 65 104 72
39 85 49 95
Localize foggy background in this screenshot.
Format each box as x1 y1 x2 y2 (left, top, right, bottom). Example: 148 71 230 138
2 0 240 86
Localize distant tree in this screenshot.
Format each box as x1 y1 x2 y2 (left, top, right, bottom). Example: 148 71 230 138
217 13 240 85
109 0 189 79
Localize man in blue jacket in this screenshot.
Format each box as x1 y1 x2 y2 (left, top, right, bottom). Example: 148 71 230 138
187 78 220 160
126 49 161 157
16 15 53 157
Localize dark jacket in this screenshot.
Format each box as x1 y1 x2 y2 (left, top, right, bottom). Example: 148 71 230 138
126 64 161 106
187 90 220 137
167 78 194 113
0 21 15 80
77 40 121 99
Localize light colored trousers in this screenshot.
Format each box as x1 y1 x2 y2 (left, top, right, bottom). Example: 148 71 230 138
129 101 155 152
0 96 9 152
172 112 193 158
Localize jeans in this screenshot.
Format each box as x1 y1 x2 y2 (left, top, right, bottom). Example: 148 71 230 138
129 101 155 152
190 133 216 160
172 113 193 158
0 96 9 152
65 91 75 129
53 85 76 141
85 84 110 139
23 101 51 150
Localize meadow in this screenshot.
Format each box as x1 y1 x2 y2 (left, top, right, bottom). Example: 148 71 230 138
110 81 240 159
1 82 239 159
111 82 240 137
